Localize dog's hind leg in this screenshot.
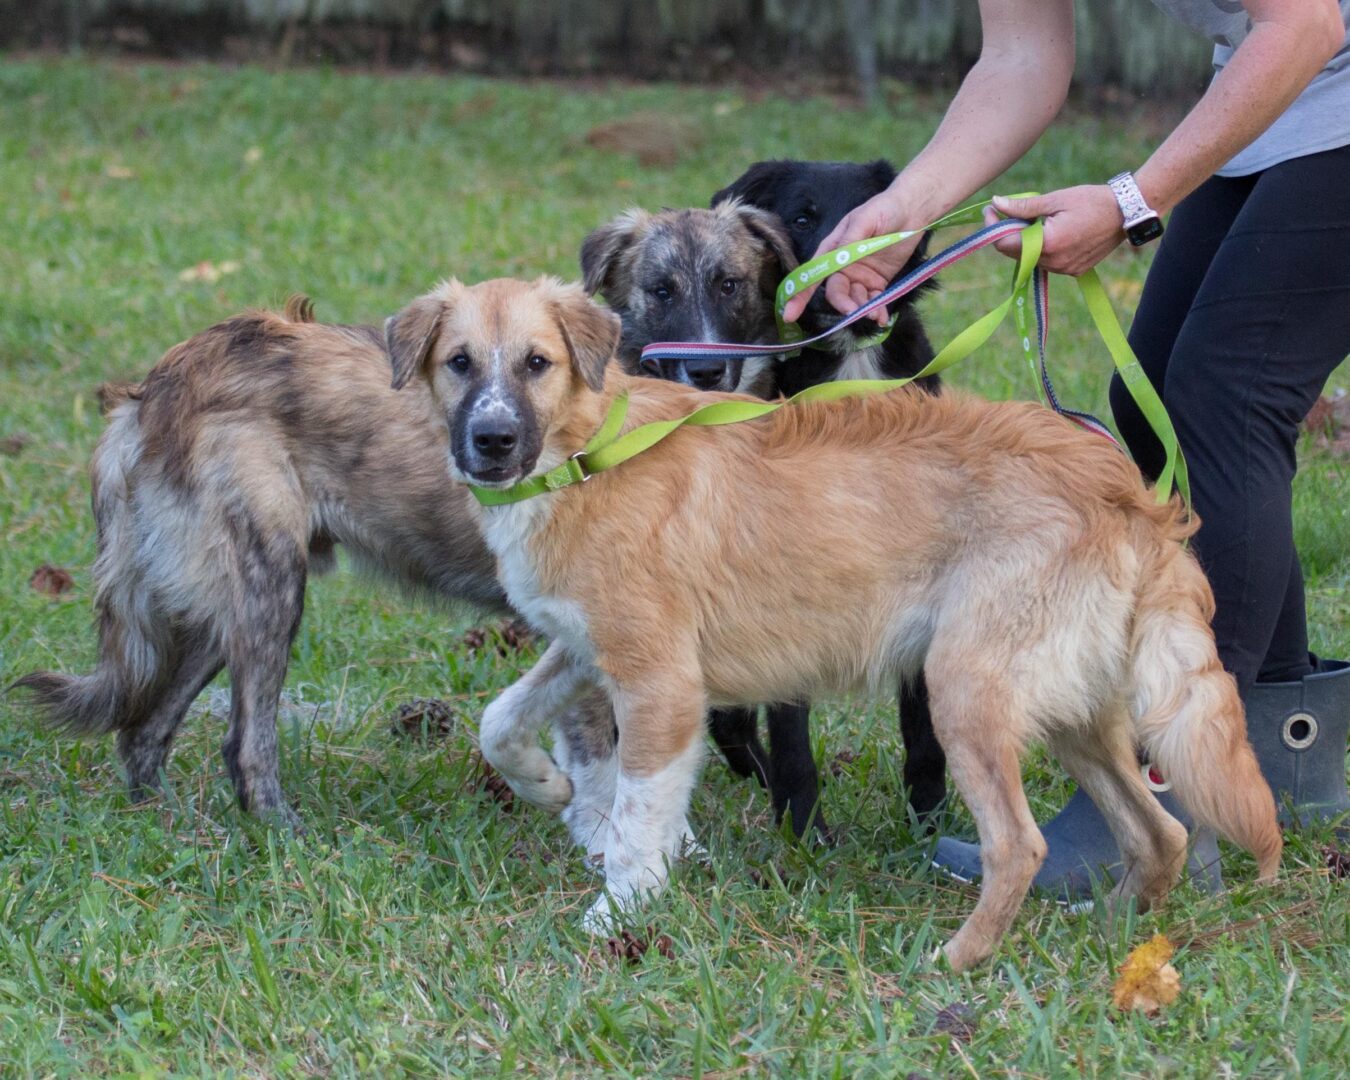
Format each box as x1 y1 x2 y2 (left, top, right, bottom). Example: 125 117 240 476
926 661 1046 972
118 630 223 802
766 702 827 840
480 640 589 812
900 673 947 824
219 520 307 827
709 707 770 787
1046 711 1188 915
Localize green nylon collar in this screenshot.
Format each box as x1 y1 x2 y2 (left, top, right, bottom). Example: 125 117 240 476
469 197 1189 510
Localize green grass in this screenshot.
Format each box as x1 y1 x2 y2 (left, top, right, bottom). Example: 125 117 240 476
2 57 1348 1078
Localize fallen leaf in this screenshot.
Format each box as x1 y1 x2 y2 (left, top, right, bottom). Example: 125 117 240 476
1323 844 1349 880
30 565 74 597
243 146 263 165
1303 395 1336 436
932 1002 978 1042
178 260 241 284
104 163 135 180
461 618 536 656
605 926 675 965
830 748 858 778
388 697 458 740
1112 933 1182 1014
1 433 31 456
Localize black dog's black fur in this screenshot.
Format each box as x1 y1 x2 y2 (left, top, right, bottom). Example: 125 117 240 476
707 159 949 835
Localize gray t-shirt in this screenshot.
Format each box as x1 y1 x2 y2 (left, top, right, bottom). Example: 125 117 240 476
1151 0 1350 174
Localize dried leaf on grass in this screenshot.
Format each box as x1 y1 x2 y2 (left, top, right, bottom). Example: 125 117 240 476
461 618 536 656
830 748 858 778
387 698 458 740
585 115 700 168
1323 844 1349 880
30 565 74 597
1303 392 1350 458
104 163 135 180
1 433 32 456
178 260 241 284
931 1002 978 1042
1112 933 1181 1014
605 927 675 965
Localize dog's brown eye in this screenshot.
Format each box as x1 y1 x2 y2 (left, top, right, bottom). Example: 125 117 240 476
792 213 813 231
650 284 673 303
526 354 551 374
720 278 740 296
448 354 471 373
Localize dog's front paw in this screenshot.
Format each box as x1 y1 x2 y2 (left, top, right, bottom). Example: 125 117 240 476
509 759 575 813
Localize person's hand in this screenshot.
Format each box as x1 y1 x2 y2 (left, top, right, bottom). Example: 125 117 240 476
780 190 927 326
985 186 1126 276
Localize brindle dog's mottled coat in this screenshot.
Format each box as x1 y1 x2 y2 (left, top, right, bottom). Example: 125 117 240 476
16 299 509 823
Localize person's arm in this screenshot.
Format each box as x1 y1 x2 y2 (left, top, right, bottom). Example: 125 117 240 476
786 0 1346 323
783 0 1075 323
988 0 1345 276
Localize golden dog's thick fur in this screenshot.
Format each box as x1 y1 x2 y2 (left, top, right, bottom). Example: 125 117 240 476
397 277 1282 971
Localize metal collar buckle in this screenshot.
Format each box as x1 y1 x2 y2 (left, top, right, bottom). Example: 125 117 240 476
569 449 593 483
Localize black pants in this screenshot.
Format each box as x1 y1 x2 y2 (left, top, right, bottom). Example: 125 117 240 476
1111 143 1350 694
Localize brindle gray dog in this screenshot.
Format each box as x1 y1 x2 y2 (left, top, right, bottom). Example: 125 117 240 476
15 298 512 825
581 200 797 396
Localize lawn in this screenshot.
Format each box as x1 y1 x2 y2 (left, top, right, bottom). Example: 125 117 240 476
1 57 1347 1078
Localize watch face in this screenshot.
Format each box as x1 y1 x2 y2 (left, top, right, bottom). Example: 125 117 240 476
1127 215 1164 247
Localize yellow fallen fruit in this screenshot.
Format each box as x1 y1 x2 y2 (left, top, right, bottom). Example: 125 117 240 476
1112 933 1182 1014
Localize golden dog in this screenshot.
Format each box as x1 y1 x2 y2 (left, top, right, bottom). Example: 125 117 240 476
389 276 1282 971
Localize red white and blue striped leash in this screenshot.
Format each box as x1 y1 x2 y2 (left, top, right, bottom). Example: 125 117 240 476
639 216 1120 447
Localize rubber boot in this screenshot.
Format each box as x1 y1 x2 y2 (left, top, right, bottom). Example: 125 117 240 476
1246 657 1350 826
932 783 1223 905
933 660 1350 896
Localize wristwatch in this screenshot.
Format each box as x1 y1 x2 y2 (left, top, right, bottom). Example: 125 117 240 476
1108 171 1164 247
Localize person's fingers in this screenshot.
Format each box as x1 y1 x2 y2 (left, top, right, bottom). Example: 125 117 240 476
991 193 1056 221
824 273 858 315
992 230 1023 258
782 286 815 323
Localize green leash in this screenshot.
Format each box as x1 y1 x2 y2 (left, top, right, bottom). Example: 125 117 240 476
470 198 1188 509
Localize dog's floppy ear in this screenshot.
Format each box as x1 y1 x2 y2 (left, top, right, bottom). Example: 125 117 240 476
580 209 649 300
728 201 799 280
549 282 621 393
866 158 898 194
385 286 452 391
711 159 788 210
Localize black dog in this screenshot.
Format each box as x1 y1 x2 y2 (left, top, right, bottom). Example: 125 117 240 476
707 159 948 832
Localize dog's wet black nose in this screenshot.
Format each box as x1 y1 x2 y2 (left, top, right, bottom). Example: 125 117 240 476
472 425 518 460
682 359 727 390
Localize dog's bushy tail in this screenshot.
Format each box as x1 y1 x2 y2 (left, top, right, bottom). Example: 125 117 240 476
1127 539 1282 879
13 400 168 735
